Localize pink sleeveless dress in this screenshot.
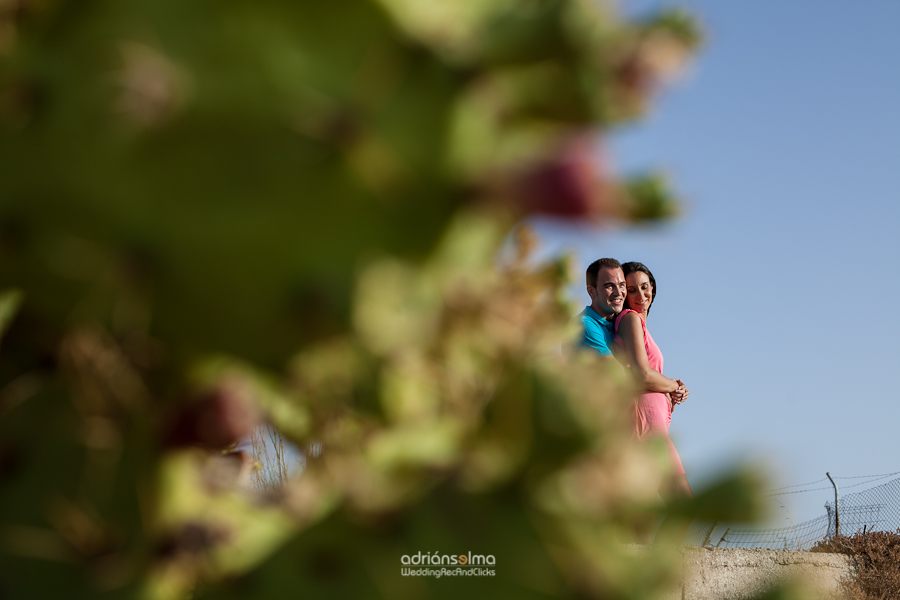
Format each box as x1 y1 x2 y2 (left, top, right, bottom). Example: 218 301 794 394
614 309 685 475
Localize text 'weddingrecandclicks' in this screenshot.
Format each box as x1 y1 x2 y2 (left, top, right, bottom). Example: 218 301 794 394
400 551 496 577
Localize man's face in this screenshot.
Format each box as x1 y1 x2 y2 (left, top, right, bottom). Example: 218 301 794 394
588 266 626 318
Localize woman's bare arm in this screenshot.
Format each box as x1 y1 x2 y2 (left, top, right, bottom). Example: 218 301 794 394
618 312 680 394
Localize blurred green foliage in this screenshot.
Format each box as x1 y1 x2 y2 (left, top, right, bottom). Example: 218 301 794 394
0 1 802 599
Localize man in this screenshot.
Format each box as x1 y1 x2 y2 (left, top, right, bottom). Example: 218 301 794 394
578 257 626 364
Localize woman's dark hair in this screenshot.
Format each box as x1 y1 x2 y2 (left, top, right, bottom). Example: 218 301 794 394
621 261 656 314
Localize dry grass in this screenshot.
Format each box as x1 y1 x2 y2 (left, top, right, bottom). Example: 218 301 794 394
810 529 900 600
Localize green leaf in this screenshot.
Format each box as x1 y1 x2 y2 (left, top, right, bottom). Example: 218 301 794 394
0 289 23 343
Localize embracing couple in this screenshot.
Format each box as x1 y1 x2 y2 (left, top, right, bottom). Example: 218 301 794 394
579 257 693 543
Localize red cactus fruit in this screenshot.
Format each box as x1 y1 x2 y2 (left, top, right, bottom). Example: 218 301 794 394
166 388 258 450
515 137 609 219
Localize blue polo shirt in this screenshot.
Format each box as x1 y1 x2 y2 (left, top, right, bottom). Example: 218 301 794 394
579 306 615 357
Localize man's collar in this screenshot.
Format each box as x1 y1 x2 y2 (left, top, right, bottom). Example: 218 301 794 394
585 305 616 324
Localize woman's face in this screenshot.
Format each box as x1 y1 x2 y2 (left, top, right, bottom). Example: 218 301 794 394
625 271 653 316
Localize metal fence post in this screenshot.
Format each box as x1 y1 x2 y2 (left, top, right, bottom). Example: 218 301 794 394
715 528 730 548
701 521 718 548
827 472 840 537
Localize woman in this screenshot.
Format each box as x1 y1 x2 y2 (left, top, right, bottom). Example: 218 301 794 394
614 261 693 544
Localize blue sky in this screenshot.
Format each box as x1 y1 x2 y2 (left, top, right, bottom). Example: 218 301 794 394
532 0 900 525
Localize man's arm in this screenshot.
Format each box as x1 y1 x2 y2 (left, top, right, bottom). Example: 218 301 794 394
598 352 625 372
580 316 613 356
578 316 627 376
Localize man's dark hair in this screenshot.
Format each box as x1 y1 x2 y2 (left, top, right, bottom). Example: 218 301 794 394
585 258 621 288
621 261 657 314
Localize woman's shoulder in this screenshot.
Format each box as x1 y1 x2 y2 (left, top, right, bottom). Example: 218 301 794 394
616 308 642 324
614 308 644 332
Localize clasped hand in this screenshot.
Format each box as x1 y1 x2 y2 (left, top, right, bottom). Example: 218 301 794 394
670 379 689 405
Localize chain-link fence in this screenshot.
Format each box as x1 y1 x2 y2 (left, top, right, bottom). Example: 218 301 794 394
683 474 900 549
